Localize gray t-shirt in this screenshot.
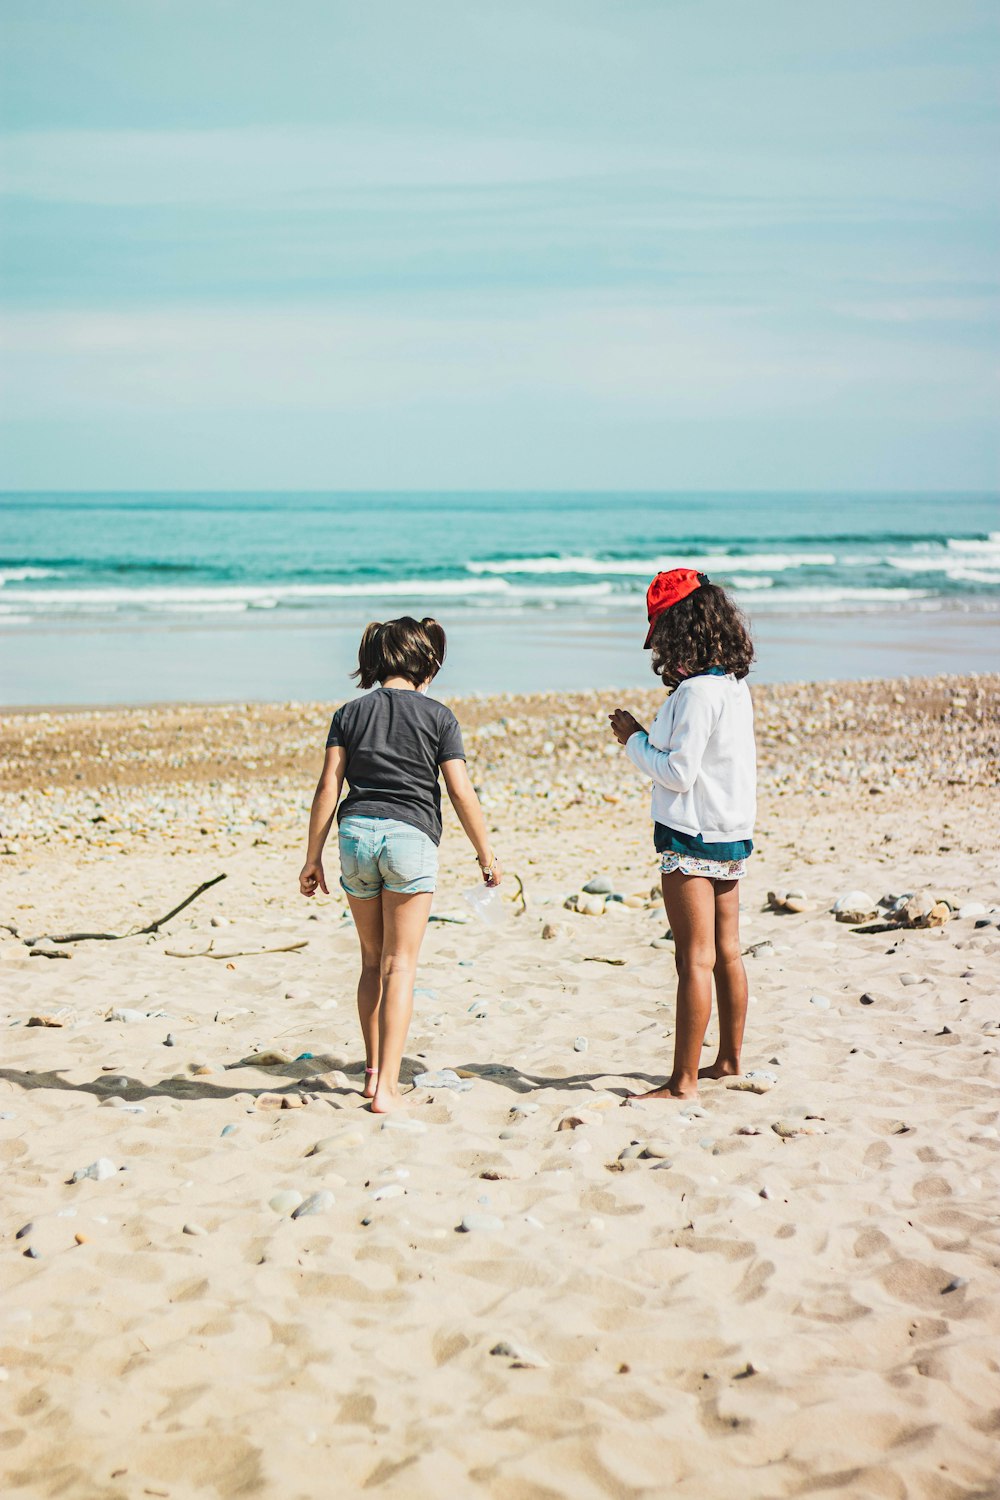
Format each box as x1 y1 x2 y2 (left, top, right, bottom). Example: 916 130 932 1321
326 687 466 846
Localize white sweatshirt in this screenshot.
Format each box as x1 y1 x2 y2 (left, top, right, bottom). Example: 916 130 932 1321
624 673 756 840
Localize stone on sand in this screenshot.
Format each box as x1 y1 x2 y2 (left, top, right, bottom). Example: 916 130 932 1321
833 891 877 924
268 1190 304 1215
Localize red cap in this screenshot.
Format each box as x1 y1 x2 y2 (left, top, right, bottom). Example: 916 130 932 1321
644 568 709 647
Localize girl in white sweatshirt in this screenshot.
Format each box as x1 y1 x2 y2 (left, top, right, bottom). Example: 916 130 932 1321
610 569 757 1102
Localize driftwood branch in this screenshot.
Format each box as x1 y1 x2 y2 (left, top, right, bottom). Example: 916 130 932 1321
163 939 308 960
9 873 227 946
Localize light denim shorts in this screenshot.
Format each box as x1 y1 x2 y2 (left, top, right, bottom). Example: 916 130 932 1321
338 815 438 899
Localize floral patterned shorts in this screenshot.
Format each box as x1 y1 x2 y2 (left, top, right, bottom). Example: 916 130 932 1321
659 851 748 882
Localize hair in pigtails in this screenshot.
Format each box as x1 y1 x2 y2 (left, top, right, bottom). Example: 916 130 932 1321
420 617 446 675
352 622 385 689
349 616 448 689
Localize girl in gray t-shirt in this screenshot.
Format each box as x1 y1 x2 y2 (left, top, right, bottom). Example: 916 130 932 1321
299 616 501 1114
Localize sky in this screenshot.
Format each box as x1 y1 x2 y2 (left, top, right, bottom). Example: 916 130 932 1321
0 0 998 491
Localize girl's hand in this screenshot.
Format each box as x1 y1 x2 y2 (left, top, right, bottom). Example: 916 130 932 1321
480 852 503 887
299 860 329 897
609 708 645 746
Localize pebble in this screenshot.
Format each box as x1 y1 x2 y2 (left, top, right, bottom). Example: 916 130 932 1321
163 1033 175 1046
899 973 923 987
582 876 615 895
736 1125 763 1135
573 1036 589 1053
573 893 606 917
105 1007 151 1024
15 1222 33 1240
809 995 831 1010
71 1157 117 1183
99 1096 146 1113
540 922 562 940
381 1117 427 1134
23 1247 41 1259
268 1190 304 1215
727 1075 775 1094
371 1183 405 1201
467 1001 489 1018
640 1142 672 1160
767 890 812 914
254 1093 287 1111
679 1103 708 1119
941 1276 968 1294
459 1212 504 1233
413 1069 473 1092
958 903 987 919
901 892 935 926
746 941 774 958
306 1130 365 1154
490 1339 549 1368
832 891 877 923
220 1124 238 1137
772 1120 826 1138
182 1222 209 1236
291 1190 335 1219
245 1049 294 1067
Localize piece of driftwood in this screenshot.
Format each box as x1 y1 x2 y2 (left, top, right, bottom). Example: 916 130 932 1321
4 873 227 946
163 938 308 960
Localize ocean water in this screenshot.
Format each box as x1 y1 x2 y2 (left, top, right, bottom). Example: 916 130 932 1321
1 491 997 704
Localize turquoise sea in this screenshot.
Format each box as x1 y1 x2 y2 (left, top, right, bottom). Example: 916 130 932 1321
1 491 997 704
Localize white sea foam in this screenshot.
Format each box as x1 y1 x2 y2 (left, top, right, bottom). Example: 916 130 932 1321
466 552 837 576
946 532 1000 555
8 577 515 610
0 567 59 585
946 567 1000 586
741 586 931 607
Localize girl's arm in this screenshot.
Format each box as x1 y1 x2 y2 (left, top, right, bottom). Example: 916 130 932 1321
299 745 347 896
614 687 718 794
440 759 502 886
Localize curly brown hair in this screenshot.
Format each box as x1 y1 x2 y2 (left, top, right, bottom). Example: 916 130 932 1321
648 583 754 686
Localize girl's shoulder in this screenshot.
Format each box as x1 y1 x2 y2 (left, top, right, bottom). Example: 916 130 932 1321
420 693 460 722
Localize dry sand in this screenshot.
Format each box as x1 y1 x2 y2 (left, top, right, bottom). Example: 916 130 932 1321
1 674 998 1499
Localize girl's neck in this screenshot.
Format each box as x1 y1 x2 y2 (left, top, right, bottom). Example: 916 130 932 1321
380 676 420 692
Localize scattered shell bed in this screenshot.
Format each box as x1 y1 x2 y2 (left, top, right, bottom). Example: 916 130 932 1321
0 673 996 863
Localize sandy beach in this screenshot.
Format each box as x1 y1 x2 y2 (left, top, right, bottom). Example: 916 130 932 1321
1 673 998 1499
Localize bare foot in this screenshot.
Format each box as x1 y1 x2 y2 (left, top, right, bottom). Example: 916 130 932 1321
698 1061 740 1081
370 1087 406 1114
622 1080 698 1105
362 1068 378 1099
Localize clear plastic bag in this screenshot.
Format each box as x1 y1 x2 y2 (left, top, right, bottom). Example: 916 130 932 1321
461 884 506 927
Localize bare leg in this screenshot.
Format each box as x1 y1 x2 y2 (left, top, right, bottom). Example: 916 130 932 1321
370 890 433 1114
628 871 716 1102
346 892 384 1097
701 879 747 1079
